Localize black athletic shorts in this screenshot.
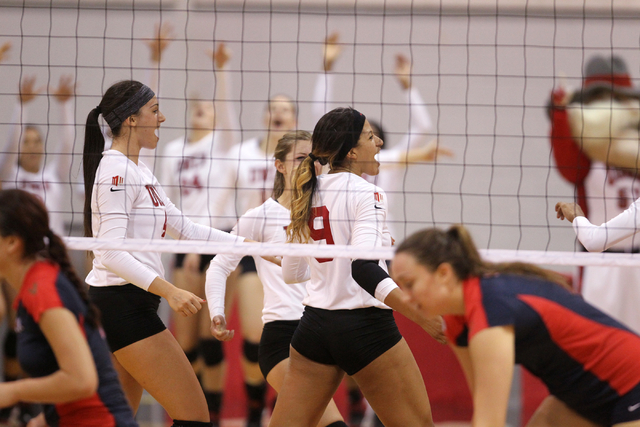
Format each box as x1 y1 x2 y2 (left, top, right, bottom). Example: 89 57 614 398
239 256 257 275
174 253 216 273
89 284 166 352
258 320 299 378
291 306 402 376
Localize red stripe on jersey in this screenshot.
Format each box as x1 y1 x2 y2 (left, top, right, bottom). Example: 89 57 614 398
463 277 490 340
519 294 640 395
56 393 116 427
443 315 466 344
14 262 64 323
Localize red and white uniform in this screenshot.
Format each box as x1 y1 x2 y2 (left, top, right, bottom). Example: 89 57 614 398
205 198 307 323
220 138 277 219
551 99 640 332
87 150 239 290
161 131 237 230
0 103 76 235
283 172 397 310
314 74 433 239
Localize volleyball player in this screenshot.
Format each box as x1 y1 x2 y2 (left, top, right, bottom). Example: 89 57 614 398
392 225 640 427
316 36 451 426
83 80 243 427
0 189 137 427
0 74 77 236
0 73 77 425
160 43 240 426
315 36 450 240
556 200 640 255
216 93 298 426
205 131 348 427
268 107 443 427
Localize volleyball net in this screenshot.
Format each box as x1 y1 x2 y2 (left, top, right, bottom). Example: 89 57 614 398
1 0 640 268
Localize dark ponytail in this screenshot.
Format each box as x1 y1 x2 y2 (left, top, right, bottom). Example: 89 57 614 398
287 107 363 244
83 80 147 238
83 107 105 238
396 225 571 290
0 189 100 328
45 229 100 327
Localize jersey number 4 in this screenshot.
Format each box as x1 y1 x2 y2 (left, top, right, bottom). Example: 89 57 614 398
309 206 335 263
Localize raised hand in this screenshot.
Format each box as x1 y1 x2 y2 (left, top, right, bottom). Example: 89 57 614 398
555 201 584 223
19 76 44 104
0 41 11 63
51 75 76 104
323 32 342 72
209 42 231 70
146 22 174 64
395 53 412 90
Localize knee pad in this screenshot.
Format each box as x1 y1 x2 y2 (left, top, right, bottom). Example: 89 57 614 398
4 331 17 359
171 421 212 427
243 339 260 364
200 339 224 367
184 347 199 364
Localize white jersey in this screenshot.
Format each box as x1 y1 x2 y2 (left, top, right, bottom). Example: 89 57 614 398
221 138 277 218
161 132 236 230
0 103 77 236
573 196 640 251
206 198 307 323
284 172 394 310
87 150 239 290
5 166 66 236
583 161 640 251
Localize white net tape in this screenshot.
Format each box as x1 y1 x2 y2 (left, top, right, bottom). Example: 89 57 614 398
63 237 640 267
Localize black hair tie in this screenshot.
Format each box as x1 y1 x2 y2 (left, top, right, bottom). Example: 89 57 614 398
95 106 102 115
308 153 319 162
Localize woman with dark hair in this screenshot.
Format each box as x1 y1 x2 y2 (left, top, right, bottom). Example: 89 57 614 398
83 80 242 427
0 189 137 427
267 107 442 427
392 225 640 427
205 130 347 427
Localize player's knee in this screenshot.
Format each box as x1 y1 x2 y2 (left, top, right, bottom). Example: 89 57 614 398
243 339 259 364
200 339 224 366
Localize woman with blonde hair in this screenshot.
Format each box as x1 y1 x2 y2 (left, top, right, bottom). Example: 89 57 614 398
268 107 442 427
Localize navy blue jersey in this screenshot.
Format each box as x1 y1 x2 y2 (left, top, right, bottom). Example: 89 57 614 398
444 274 640 425
14 261 137 427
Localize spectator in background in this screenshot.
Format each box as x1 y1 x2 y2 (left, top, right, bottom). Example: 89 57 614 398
548 54 640 333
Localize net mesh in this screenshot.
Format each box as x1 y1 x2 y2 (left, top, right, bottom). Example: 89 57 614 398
0 1 639 268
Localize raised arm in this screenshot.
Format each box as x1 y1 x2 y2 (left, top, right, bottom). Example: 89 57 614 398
0 77 42 182
548 87 592 186
312 32 342 123
144 22 174 94
395 54 433 151
209 43 240 154
50 75 77 176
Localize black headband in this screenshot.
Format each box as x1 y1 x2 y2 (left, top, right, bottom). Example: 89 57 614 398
103 84 155 130
336 108 366 162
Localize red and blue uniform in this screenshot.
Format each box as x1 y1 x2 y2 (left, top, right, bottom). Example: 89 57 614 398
13 261 137 427
444 274 640 425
